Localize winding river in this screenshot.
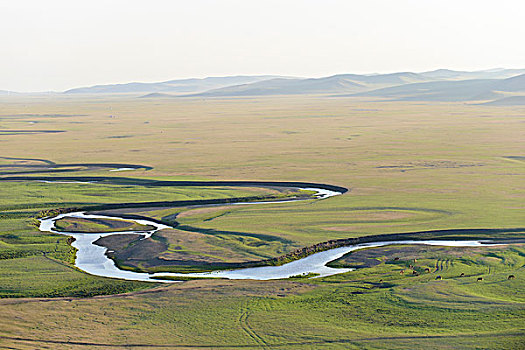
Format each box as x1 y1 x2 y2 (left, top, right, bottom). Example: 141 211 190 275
38 187 503 283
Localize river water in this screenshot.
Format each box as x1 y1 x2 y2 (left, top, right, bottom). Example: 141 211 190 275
39 187 501 283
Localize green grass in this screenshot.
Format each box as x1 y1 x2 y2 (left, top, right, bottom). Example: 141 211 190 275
0 255 155 298
54 216 155 233
0 181 281 297
0 96 523 348
1 244 522 349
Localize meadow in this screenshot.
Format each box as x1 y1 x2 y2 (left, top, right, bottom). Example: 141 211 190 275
0 95 523 348
53 216 156 233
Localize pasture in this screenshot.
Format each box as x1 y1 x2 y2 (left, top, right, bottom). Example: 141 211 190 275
0 95 523 348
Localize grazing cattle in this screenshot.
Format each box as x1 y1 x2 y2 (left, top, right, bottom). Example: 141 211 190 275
508 275 515 280
477 277 483 282
379 279 383 283
425 268 431 273
435 276 442 280
460 273 465 277
394 257 400 261
412 270 419 276
409 264 413 269
413 259 417 263
400 270 405 274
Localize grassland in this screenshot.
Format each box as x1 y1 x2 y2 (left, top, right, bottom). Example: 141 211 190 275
0 244 523 349
0 180 281 296
54 217 155 233
0 95 523 348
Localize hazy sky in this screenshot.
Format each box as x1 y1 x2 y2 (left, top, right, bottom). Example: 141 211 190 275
1 0 524 92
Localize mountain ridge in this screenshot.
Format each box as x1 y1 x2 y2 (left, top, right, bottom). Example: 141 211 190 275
64 75 288 94
2 69 524 101
346 74 525 102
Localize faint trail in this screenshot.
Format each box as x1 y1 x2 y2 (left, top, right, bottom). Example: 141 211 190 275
239 302 270 349
1 331 524 348
436 259 443 271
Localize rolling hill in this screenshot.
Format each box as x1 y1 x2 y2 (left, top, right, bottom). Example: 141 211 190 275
181 72 437 97
64 75 286 94
182 76 364 97
178 71 525 99
480 95 525 106
419 68 525 80
347 74 525 102
3 69 524 102
0 90 18 95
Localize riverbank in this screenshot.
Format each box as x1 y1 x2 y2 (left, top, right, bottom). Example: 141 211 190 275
39 209 524 282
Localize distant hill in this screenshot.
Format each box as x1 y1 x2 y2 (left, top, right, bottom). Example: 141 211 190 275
183 76 364 97
492 73 525 92
0 90 18 95
480 95 525 106
3 69 524 100
182 72 438 97
139 92 176 98
179 71 525 99
64 75 286 94
347 74 525 102
338 72 431 85
419 68 525 80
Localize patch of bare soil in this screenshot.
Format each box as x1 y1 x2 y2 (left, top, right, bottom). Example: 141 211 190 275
95 233 167 262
